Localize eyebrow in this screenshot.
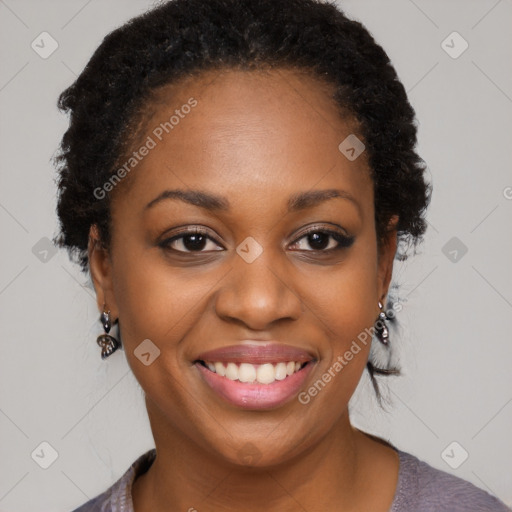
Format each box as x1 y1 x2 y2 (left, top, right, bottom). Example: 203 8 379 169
144 188 360 214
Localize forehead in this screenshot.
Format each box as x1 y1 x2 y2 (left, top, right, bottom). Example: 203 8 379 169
111 67 372 215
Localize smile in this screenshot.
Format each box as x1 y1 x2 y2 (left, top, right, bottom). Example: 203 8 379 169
193 343 316 410
199 360 307 384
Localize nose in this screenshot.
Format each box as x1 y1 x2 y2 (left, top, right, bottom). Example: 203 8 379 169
214 248 304 330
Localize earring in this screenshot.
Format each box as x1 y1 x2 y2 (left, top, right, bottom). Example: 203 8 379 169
96 305 121 359
374 300 389 345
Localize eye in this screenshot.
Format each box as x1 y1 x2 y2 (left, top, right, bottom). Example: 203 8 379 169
289 226 354 252
159 227 224 253
158 225 354 254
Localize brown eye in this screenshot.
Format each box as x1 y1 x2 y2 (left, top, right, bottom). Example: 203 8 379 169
159 228 224 253
290 228 354 252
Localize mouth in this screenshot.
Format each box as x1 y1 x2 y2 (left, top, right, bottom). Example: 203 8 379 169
193 343 317 410
195 359 309 384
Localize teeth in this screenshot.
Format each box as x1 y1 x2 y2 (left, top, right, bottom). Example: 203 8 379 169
274 362 287 380
214 362 226 377
239 363 256 383
256 363 275 384
225 362 238 381
203 360 305 384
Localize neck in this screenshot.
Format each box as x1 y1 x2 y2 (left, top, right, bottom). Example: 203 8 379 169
132 399 380 512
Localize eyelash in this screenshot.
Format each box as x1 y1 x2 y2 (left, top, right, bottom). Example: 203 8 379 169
158 226 355 254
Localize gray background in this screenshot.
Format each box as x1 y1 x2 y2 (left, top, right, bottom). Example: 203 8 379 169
0 0 511 510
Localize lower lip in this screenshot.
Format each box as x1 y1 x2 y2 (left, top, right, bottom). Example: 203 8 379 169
195 361 315 410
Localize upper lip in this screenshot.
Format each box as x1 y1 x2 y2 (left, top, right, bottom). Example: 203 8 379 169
195 342 316 364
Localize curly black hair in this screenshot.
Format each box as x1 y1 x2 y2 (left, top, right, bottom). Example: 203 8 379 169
54 0 431 404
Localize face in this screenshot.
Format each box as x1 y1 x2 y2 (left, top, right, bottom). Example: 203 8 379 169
89 68 397 467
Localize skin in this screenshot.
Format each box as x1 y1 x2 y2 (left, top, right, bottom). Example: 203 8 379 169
89 68 400 512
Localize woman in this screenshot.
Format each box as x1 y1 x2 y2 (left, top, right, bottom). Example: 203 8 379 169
54 0 511 510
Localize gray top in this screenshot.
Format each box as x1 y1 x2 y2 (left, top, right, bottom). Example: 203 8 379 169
71 447 511 511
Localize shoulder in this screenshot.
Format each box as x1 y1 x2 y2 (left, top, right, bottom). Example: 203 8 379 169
71 492 111 512
69 449 157 512
391 448 511 512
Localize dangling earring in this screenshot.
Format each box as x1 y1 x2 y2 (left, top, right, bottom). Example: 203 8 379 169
96 304 121 359
374 300 389 345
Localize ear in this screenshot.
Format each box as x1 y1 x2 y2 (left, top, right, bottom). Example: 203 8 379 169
88 224 118 318
376 215 399 303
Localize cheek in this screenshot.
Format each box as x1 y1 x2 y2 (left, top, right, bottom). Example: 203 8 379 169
110 245 225 370
109 256 200 408
112 259 198 339
298 239 378 403
112 226 379 349
308 239 379 344
111 223 379 396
